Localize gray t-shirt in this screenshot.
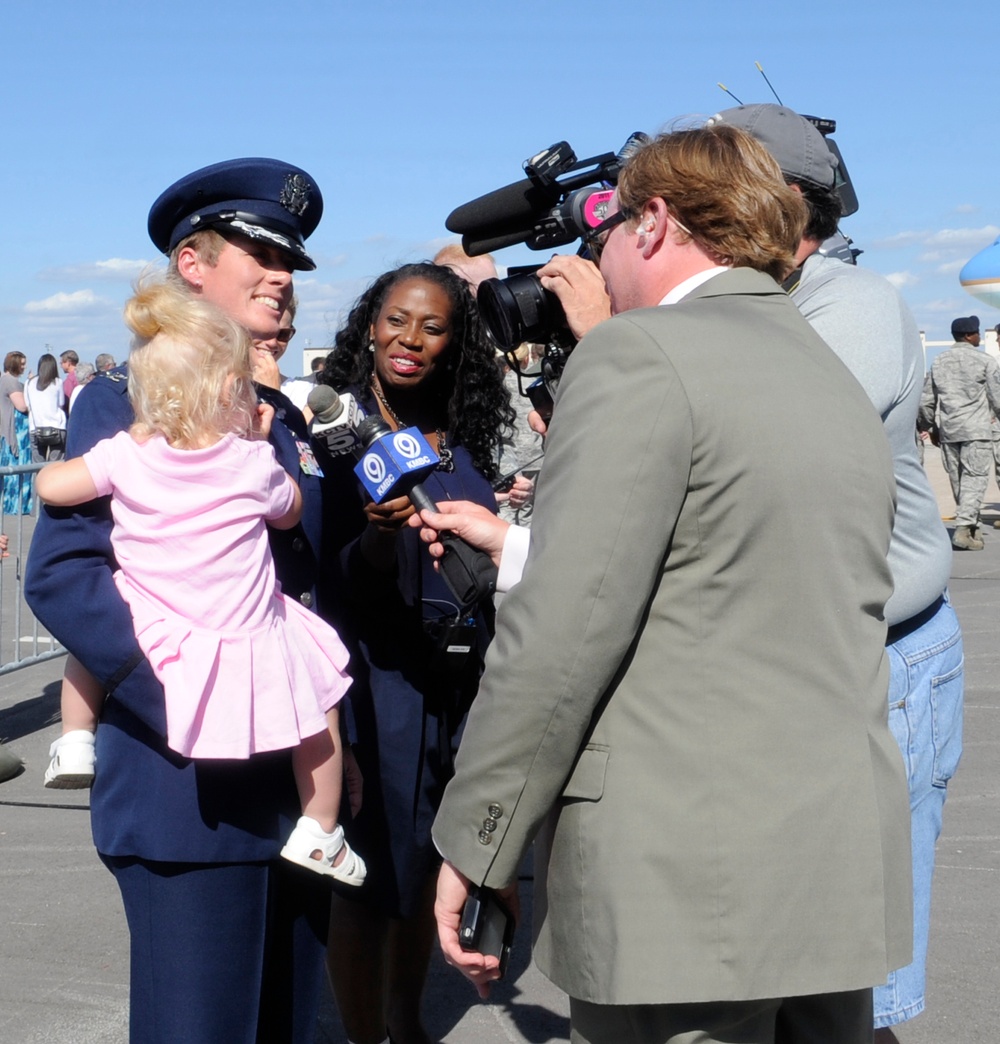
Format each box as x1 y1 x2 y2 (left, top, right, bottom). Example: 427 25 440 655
0 371 24 448
792 253 952 625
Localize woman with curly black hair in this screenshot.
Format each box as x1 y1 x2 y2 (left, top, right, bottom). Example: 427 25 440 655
320 262 513 1044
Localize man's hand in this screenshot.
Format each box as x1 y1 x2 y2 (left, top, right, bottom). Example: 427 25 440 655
408 501 510 568
435 861 519 999
527 410 548 437
537 254 611 340
252 345 282 389
495 473 534 511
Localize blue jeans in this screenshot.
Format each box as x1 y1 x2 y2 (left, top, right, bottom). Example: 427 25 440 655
874 596 963 1028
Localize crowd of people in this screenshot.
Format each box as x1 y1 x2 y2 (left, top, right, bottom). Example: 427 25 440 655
8 105 971 1044
0 347 105 515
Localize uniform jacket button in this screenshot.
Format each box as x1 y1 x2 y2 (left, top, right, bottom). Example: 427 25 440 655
299 592 314 609
478 830 493 845
292 537 305 552
482 818 497 832
488 803 503 819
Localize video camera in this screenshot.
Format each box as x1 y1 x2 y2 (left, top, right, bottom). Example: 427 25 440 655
450 115 859 416
446 133 649 416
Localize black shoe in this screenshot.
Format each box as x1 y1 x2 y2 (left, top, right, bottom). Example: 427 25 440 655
0 742 24 783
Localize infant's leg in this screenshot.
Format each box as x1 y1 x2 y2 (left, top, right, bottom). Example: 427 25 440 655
61 653 104 734
283 710 365 883
45 654 102 789
292 709 343 835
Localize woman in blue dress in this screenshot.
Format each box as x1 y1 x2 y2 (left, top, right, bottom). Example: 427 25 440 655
0 351 33 514
320 262 513 1044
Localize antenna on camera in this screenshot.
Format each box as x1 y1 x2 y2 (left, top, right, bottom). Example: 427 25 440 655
717 83 743 104
755 61 783 105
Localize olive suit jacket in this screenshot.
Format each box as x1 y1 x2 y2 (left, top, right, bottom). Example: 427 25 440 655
433 268 912 1005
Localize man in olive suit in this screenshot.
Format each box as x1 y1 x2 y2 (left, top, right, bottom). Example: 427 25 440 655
430 126 912 1043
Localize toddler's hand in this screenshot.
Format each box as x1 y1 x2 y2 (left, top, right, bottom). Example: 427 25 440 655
255 402 276 439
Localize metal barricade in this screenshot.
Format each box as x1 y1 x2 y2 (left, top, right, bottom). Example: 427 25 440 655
0 462 66 675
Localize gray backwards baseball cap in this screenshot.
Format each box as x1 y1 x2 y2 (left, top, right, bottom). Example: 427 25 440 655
708 104 838 189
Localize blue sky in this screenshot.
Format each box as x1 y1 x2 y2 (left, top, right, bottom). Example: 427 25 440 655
4 0 998 373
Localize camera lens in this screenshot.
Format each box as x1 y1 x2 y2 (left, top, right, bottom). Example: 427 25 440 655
477 273 564 352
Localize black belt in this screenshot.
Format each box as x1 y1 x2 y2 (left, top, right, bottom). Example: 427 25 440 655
886 595 945 647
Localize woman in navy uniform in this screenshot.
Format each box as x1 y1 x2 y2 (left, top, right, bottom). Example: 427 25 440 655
25 158 331 1044
319 263 513 1044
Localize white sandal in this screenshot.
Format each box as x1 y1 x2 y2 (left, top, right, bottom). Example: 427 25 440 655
280 816 367 886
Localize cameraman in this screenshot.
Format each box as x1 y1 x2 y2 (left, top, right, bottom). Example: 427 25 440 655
705 104 962 1044
424 126 910 1044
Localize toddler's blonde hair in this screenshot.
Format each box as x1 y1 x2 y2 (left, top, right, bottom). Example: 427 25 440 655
124 278 257 448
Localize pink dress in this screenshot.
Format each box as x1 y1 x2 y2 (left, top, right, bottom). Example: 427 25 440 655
84 430 351 759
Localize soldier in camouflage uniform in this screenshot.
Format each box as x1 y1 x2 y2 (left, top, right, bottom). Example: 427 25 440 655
991 323 1000 526
920 315 1000 549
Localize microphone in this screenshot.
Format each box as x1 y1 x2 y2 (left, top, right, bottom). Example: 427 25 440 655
307 385 364 457
353 415 439 503
446 133 650 251
353 415 497 609
446 177 562 239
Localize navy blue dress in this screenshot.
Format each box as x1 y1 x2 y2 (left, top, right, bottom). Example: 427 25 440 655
25 370 330 1044
321 393 497 920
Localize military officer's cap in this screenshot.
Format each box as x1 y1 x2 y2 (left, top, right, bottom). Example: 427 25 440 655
148 158 323 271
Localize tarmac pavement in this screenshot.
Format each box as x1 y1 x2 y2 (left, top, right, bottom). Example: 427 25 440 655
1 447 999 1042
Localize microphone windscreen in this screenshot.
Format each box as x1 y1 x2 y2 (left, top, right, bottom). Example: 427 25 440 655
307 384 342 423
446 178 560 237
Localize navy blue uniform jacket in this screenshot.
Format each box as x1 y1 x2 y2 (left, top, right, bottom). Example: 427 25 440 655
24 370 323 860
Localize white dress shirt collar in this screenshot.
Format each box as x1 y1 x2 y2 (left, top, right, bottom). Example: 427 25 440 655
658 266 730 307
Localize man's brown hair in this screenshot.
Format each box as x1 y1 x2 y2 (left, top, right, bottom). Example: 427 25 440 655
618 125 807 281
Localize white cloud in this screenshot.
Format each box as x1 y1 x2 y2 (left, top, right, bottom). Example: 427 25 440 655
39 258 154 282
923 226 1000 249
937 260 966 274
872 230 928 249
296 277 368 310
413 235 457 258
24 289 109 313
923 298 966 313
885 271 919 288
872 225 1000 254
307 252 350 270
955 204 978 214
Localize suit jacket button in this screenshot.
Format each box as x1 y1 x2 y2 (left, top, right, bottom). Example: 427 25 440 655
299 592 314 609
482 818 497 832
292 537 305 552
488 803 503 819
477 830 493 845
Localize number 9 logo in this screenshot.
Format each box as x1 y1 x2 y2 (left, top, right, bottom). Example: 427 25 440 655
363 454 386 484
393 432 421 459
